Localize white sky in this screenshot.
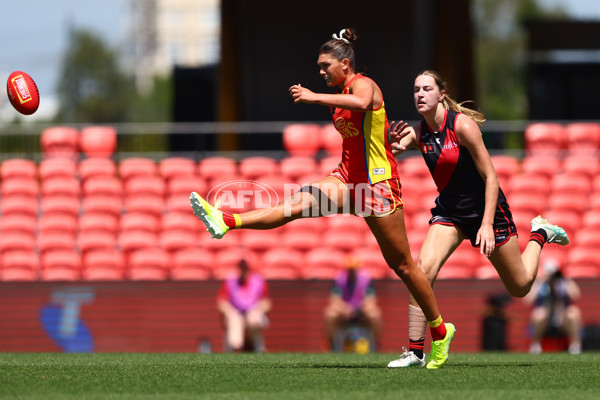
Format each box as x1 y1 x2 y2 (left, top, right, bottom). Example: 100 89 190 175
0 0 599 121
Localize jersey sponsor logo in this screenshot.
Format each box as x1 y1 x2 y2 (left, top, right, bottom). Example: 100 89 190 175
372 168 385 175
334 117 360 139
443 141 459 151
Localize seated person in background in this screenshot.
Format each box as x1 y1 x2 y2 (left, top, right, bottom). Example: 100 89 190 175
324 257 382 350
217 259 272 352
524 258 582 355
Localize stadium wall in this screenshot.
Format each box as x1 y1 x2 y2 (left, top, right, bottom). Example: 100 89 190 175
1 279 600 353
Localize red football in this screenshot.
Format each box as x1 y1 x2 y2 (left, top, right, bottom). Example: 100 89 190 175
6 71 40 115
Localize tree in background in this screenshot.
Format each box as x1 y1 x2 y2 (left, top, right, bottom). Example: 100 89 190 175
472 0 567 120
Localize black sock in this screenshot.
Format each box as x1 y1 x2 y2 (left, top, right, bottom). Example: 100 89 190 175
529 228 548 248
409 338 425 359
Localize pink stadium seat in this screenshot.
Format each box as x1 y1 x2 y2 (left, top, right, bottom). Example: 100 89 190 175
1 178 39 197
326 215 368 234
323 230 363 252
1 158 36 180
254 174 296 205
40 249 81 281
124 176 166 198
546 192 589 215
437 245 480 280
162 211 198 233
562 155 600 180
166 193 195 214
506 173 550 196
351 248 389 279
241 230 281 253
171 248 214 280
564 247 600 278
40 196 80 217
279 156 319 181
295 173 324 187
1 214 37 236
491 155 520 188
508 192 547 215
282 124 322 157
128 248 171 280
118 230 159 254
82 195 123 216
302 247 347 280
565 122 600 155
524 122 567 156
259 247 304 280
0 196 37 217
120 212 161 234
318 155 341 175
160 230 197 253
77 231 118 255
78 157 117 181
38 213 78 235
521 154 562 180
38 157 77 180
539 245 569 267
542 210 581 241
320 124 343 157
1 250 39 281
159 157 196 181
581 210 600 228
474 264 499 280
168 175 207 197
82 176 123 198
281 229 322 252
118 157 158 181
41 177 80 198
197 229 241 253
40 126 79 158
239 156 279 179
399 156 430 180
213 249 259 280
550 173 591 196
124 195 165 216
79 212 119 235
38 231 76 254
198 156 238 177
573 228 600 248
0 232 36 253
79 126 117 158
82 249 126 281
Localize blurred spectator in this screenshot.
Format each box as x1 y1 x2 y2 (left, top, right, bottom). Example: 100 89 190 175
481 293 512 351
324 257 382 352
216 259 271 352
525 258 582 355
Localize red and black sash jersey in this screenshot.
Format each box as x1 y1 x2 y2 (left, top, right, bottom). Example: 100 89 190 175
418 109 507 218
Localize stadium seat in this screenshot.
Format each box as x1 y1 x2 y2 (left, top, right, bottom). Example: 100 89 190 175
124 176 166 198
167 175 207 197
124 195 165 216
81 249 126 281
302 247 347 280
38 157 77 181
79 126 117 158
564 247 600 278
590 192 600 211
128 248 171 280
0 158 36 180
0 232 36 253
491 155 520 187
0 196 37 217
38 231 76 254
38 213 78 236
318 156 341 175
539 245 570 267
198 156 237 177
399 156 430 180
323 230 364 252
581 209 600 228
281 229 322 252
159 230 197 253
523 122 567 156
82 195 123 216
77 231 118 255
573 228 600 248
82 176 123 198
508 192 547 215
506 173 551 196
474 264 499 280
239 156 279 179
40 126 79 158
121 212 161 234
521 154 562 180
78 157 117 181
561 155 600 180
1 214 37 236
351 248 389 279
213 249 259 280
171 248 214 280
542 210 581 241
259 247 304 280
41 177 80 198
550 173 591 196
40 249 81 281
166 193 195 214
437 246 479 279
546 192 589 215
279 156 319 181
197 229 242 253
254 174 296 205
565 122 600 155
326 215 368 234
240 230 281 253
282 123 322 157
320 124 343 157
0 250 39 281
40 196 81 217
118 230 159 254
78 212 119 235
118 157 158 181
295 173 324 187
1 178 39 197
159 157 196 181
162 211 198 233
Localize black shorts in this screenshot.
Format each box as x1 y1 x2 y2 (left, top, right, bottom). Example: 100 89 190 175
429 202 517 247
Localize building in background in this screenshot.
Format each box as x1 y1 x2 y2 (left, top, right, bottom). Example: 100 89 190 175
126 0 220 92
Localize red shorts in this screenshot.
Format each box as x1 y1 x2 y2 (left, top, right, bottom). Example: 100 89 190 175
330 166 403 217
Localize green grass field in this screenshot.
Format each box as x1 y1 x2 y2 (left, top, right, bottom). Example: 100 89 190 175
1 352 599 400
